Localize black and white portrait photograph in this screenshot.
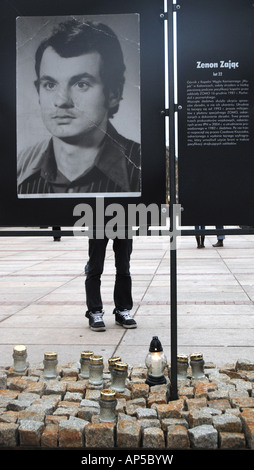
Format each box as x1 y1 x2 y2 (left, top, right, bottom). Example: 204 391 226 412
16 14 141 198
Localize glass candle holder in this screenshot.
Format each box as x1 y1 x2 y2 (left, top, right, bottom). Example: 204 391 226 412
99 389 117 422
177 354 189 380
190 352 205 379
89 355 104 386
108 356 121 375
145 336 167 386
13 345 28 373
43 352 58 379
80 350 94 378
110 362 128 392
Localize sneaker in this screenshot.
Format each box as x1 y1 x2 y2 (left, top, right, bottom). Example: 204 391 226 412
113 308 137 329
85 310 106 331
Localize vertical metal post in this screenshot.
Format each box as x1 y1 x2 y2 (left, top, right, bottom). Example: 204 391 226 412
167 0 178 400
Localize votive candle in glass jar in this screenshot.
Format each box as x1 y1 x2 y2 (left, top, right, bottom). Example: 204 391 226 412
177 354 189 380
89 355 104 386
110 362 128 392
13 345 28 373
43 352 58 379
80 350 94 378
190 352 205 379
99 389 117 422
108 356 121 375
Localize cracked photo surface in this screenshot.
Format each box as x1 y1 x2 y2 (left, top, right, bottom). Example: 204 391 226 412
16 14 141 198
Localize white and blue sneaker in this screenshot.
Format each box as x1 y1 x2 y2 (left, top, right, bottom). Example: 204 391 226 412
113 308 137 329
86 310 106 331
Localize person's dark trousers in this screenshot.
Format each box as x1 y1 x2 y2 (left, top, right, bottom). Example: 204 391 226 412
85 237 133 313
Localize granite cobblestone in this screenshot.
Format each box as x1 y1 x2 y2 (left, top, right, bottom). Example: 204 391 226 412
0 358 254 449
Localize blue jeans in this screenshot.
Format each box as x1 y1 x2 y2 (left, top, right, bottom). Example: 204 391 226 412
195 226 225 240
216 225 225 240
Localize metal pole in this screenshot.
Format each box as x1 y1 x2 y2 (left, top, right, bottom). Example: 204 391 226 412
167 0 178 400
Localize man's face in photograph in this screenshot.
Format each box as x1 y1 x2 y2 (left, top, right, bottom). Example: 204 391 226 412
38 47 118 142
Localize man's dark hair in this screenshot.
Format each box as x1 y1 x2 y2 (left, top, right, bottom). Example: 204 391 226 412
35 19 126 118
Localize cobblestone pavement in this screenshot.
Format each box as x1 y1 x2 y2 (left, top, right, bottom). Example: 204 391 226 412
0 358 254 450
0 228 254 368
0 229 254 456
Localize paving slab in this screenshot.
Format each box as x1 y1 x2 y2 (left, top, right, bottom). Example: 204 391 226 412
0 228 253 369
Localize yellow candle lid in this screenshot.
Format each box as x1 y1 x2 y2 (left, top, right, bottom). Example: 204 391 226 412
44 352 58 360
81 351 94 359
190 352 203 361
177 354 188 362
13 345 27 356
108 356 121 365
90 354 103 365
113 362 128 371
101 389 116 401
